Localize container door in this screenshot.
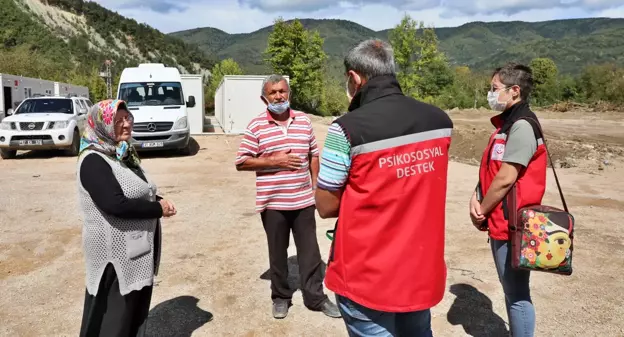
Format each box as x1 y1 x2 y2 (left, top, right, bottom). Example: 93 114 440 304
2 86 11 118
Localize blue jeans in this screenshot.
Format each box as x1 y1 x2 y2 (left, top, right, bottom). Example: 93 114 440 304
336 295 433 337
491 239 535 337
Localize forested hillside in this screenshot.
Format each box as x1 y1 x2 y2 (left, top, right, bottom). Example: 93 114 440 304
0 0 215 98
2 0 622 111
171 18 624 75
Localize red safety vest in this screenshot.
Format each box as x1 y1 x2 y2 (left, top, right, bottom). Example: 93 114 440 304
325 131 451 312
478 109 548 241
324 75 453 312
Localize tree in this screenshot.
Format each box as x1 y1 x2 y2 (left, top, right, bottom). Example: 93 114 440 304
558 74 579 102
435 66 490 109
389 14 452 100
0 45 69 80
530 58 559 105
265 18 327 113
320 73 349 116
579 63 624 104
206 58 244 107
68 68 107 102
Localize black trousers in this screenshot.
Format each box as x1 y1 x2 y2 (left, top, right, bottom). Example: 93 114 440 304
261 205 328 310
79 263 153 337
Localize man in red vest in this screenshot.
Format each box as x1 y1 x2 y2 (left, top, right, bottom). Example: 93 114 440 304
315 39 453 336
470 63 547 337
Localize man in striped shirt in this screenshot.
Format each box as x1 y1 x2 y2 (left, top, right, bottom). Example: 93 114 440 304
235 74 341 320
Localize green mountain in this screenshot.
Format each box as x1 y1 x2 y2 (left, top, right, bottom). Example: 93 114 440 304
170 18 624 75
1 0 216 78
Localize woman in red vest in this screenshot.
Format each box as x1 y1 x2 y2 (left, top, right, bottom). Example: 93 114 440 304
470 63 547 337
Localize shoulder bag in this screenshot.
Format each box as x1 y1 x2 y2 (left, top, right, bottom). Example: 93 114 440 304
506 117 575 275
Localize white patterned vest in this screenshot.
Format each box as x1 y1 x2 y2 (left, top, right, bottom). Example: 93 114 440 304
77 150 161 296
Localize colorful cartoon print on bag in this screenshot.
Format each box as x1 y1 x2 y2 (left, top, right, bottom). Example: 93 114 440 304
519 209 573 272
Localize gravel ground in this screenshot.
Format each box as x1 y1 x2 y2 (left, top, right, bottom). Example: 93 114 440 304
1 111 623 337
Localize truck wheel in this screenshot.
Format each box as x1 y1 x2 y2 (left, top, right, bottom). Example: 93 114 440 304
66 129 81 156
0 149 16 160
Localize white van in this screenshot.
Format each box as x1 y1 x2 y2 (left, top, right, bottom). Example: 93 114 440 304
117 63 195 155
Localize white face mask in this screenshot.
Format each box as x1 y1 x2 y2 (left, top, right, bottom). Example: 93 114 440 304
268 101 290 115
263 96 290 115
487 90 509 112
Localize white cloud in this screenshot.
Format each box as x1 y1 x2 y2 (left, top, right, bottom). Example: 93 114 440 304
440 0 624 16
91 0 624 34
238 0 440 12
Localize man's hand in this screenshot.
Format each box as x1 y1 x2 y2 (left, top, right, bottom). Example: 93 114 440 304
269 149 303 170
159 199 177 217
469 193 486 231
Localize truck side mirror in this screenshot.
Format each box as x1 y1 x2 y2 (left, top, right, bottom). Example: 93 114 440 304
186 95 196 108
78 107 87 115
6 109 13 116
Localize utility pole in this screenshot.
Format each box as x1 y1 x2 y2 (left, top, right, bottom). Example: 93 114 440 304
99 60 113 99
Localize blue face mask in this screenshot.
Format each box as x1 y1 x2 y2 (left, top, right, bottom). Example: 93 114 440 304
267 100 290 115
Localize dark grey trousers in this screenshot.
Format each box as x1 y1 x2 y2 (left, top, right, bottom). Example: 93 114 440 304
261 205 328 310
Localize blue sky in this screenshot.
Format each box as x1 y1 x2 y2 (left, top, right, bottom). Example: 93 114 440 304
92 0 624 34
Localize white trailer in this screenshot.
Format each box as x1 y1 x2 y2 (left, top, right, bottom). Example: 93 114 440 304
214 75 290 134
180 74 205 135
54 82 89 98
0 73 89 121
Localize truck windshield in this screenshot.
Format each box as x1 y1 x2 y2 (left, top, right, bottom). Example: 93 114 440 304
15 99 73 114
119 82 184 107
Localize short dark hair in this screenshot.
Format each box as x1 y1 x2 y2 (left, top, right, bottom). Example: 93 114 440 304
492 63 533 101
344 39 395 79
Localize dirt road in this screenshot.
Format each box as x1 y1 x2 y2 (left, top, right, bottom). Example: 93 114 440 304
1 110 623 336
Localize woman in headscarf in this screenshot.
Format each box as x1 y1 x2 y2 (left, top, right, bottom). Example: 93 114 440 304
76 99 177 337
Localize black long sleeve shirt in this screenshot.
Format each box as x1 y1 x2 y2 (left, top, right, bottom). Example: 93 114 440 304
80 153 163 219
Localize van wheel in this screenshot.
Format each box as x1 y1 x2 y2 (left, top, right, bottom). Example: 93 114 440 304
179 137 197 156
66 129 81 156
179 143 191 156
0 149 16 160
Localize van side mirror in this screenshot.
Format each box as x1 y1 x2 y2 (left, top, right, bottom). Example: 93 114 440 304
186 95 196 108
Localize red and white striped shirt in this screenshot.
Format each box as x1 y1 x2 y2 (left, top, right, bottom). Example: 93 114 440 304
235 109 319 212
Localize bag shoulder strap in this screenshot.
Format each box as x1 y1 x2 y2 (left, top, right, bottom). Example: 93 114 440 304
519 117 569 213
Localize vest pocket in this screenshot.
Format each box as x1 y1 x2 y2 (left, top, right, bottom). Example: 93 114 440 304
127 230 151 259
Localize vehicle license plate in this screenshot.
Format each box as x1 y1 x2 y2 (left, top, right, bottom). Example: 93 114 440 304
142 142 164 148
19 139 42 146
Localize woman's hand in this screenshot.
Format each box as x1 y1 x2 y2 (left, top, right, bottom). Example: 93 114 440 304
159 199 177 217
469 193 486 230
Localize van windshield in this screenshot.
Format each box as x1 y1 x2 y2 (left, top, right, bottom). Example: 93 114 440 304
119 82 184 107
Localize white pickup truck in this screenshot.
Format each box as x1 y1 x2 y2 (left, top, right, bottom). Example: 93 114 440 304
0 96 92 159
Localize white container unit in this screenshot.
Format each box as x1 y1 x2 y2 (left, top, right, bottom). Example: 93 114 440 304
180 74 205 135
214 75 290 134
0 73 89 120
54 82 89 98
